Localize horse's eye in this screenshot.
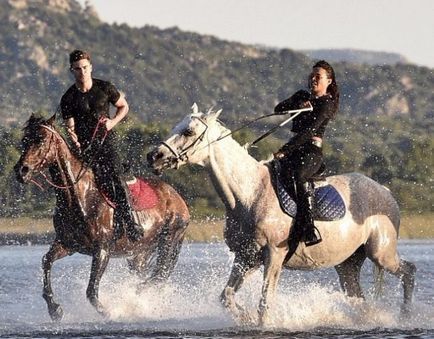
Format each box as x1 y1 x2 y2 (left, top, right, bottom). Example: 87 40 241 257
182 128 194 137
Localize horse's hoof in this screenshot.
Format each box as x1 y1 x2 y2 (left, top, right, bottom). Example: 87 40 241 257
49 303 64 322
400 303 412 319
236 310 258 327
99 309 110 319
94 305 110 318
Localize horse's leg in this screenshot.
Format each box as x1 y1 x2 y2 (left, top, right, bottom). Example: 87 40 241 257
258 245 285 326
378 258 416 313
366 219 416 312
86 246 110 317
42 241 70 321
220 254 259 324
152 215 188 282
371 257 416 312
334 245 366 298
393 259 416 312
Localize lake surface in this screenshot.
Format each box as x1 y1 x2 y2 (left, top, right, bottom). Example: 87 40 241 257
1 241 434 338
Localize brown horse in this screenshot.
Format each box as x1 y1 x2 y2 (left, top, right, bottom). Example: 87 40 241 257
14 114 190 321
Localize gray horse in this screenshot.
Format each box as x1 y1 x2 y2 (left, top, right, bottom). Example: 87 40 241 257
147 104 416 325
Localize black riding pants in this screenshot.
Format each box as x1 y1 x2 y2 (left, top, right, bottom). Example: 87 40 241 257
281 143 323 184
84 138 128 209
281 142 323 211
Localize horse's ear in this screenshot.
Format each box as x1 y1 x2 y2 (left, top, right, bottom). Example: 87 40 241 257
29 112 38 122
26 112 38 126
191 103 199 114
208 108 223 122
46 114 56 127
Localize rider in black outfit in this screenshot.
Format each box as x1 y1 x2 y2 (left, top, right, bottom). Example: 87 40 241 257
60 49 144 242
274 60 339 246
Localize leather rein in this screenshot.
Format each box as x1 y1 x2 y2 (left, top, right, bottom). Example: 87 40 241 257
158 106 313 164
28 118 108 191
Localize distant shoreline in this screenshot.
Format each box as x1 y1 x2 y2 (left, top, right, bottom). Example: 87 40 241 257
0 232 55 246
0 213 432 245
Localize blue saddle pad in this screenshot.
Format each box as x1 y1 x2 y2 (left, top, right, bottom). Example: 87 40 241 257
274 167 346 221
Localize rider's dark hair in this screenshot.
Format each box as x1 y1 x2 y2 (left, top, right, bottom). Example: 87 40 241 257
313 60 339 118
69 49 91 66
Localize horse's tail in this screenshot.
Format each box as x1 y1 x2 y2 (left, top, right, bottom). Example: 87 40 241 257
373 264 385 299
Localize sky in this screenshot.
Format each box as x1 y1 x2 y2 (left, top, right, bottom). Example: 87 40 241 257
78 0 434 69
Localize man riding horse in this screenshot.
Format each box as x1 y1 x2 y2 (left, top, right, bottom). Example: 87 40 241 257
60 49 144 241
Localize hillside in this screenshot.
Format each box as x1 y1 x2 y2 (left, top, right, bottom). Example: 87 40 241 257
1 0 433 128
0 0 432 218
301 49 408 66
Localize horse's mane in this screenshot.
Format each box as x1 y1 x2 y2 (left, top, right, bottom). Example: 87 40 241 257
210 113 275 164
22 114 48 147
23 114 45 133
22 114 70 149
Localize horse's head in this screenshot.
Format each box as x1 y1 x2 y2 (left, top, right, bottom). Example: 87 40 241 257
14 114 59 183
147 103 223 174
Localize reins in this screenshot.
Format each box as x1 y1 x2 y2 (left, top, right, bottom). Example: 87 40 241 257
213 105 313 148
29 117 109 191
161 106 313 163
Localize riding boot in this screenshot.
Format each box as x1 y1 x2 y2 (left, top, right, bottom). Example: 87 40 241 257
296 181 322 246
120 198 145 242
113 177 144 242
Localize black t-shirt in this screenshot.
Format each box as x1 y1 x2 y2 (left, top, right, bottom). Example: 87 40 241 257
274 90 338 148
60 78 121 146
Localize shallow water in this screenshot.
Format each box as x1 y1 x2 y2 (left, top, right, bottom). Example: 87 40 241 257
0 240 433 338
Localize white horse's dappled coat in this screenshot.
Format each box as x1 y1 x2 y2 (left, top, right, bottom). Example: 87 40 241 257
147 104 416 325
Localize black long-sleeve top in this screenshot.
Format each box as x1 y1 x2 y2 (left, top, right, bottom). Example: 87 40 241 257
274 90 337 150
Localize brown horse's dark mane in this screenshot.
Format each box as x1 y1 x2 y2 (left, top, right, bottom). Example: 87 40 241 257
22 114 71 152
21 114 47 148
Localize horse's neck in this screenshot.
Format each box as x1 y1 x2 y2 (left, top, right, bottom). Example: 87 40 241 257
52 140 94 198
206 136 266 210
54 142 80 179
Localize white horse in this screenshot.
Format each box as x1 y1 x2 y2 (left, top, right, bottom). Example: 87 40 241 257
147 104 416 325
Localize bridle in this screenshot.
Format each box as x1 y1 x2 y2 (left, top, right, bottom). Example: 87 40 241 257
159 116 209 163
25 114 113 190
26 125 88 190
157 106 313 166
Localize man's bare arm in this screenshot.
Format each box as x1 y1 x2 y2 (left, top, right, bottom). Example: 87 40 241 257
104 94 129 131
64 117 81 149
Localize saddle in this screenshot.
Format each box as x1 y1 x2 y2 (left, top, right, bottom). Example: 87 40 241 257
271 161 346 221
126 177 159 211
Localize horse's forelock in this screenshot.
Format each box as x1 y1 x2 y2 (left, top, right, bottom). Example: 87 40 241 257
172 113 202 134
23 114 45 131
22 115 44 140
22 114 57 146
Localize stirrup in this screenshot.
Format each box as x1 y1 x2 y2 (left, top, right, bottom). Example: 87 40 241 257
304 226 322 247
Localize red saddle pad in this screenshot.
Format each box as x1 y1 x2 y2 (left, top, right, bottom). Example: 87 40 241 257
127 177 159 210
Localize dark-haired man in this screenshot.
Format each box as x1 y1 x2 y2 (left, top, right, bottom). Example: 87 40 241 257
60 49 144 241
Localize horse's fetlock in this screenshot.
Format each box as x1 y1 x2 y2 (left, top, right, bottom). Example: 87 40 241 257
220 289 233 307
258 299 268 312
